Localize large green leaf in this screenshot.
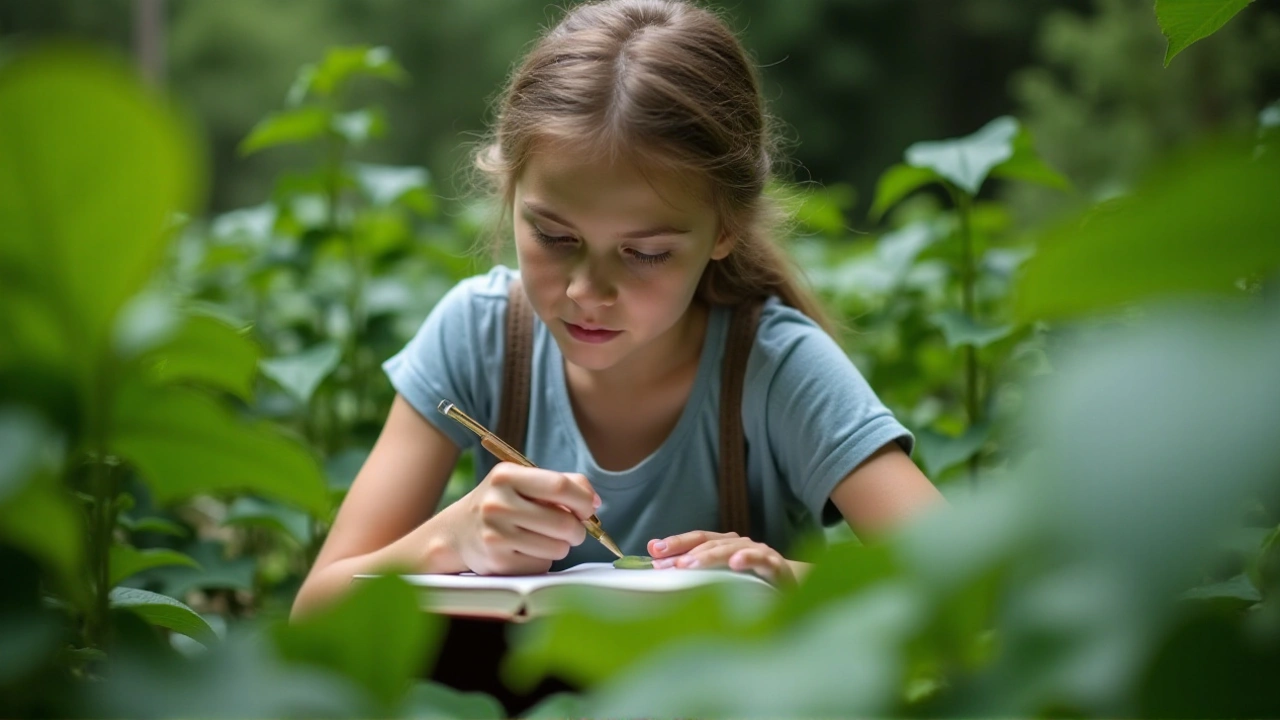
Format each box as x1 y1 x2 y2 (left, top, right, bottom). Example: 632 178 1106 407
112 382 329 516
1016 139 1280 322
109 544 201 587
1156 0 1255 66
989 127 1072 192
586 588 924 719
273 575 443 713
914 423 993 477
146 313 259 400
504 584 773 692
109 587 218 646
259 341 342 405
0 49 201 372
904 116 1018 196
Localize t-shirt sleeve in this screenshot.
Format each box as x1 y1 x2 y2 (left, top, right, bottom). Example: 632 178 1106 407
754 308 916 521
381 272 508 450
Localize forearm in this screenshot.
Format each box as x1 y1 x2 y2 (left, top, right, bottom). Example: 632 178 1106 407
291 514 466 620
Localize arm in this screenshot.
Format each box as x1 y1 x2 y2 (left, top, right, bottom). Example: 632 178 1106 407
291 395 466 619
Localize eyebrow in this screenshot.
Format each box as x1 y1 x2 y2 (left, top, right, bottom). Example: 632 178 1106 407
523 201 690 239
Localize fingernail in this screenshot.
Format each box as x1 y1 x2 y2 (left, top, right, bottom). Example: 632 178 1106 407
593 494 602 508
653 540 667 552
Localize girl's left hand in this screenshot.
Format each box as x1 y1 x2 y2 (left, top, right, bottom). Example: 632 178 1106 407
646 531 795 586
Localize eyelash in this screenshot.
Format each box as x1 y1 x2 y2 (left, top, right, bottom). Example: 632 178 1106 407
530 227 673 266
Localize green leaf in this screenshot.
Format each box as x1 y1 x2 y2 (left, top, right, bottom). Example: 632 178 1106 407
331 108 387 146
870 164 943 221
112 382 330 516
354 163 431 208
291 46 408 103
586 588 924 719
400 681 504 720
109 587 218 646
259 342 342 405
0 407 58 503
0 49 200 368
504 584 772 692
1182 573 1261 608
904 116 1019 196
224 496 312 545
930 310 1015 349
273 575 442 713
914 423 993 477
239 106 331 155
146 313 260 400
118 514 188 537
1156 0 1255 66
135 540 255 598
0 470 84 601
990 127 1072 192
1016 138 1280 322
522 692 586 719
109 544 202 587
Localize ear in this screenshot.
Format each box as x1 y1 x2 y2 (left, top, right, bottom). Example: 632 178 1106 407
710 227 735 261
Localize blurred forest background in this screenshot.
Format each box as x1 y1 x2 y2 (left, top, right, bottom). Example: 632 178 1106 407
3 1 1280 718
6 0 1280 222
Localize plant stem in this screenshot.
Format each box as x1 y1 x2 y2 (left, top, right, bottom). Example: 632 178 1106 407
956 190 981 486
84 396 118 652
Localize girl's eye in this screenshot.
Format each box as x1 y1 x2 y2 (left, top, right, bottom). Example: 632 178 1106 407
627 249 673 266
531 227 574 247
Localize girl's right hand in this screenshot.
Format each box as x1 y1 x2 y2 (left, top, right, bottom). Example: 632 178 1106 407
436 462 601 575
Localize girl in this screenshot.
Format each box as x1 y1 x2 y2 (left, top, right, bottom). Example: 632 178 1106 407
293 0 941 617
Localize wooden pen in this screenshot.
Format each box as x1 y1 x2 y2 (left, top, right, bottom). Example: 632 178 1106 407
436 399 624 558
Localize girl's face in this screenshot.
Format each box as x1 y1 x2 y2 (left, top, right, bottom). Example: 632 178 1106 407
513 147 732 375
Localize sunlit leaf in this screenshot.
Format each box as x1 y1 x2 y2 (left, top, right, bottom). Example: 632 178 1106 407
1016 139 1280 321
930 310 1015 349
259 342 342 405
240 106 331 155
109 587 218 646
871 164 943 221
274 575 443 713
904 116 1019 196
292 46 407 102
355 163 431 209
332 108 387 145
112 382 329 516
109 544 202 587
0 49 200 369
1156 0 1255 66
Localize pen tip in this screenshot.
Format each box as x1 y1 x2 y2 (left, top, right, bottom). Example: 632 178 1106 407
436 400 454 415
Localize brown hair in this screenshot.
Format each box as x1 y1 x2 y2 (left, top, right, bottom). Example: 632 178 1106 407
474 0 834 334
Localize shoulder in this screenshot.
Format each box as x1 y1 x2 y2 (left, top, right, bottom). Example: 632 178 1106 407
750 297 841 366
741 297 863 412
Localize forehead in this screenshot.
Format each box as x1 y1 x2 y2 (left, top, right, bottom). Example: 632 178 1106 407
515 143 713 219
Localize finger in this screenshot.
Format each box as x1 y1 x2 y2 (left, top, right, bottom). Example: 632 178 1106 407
508 494 588 546
509 468 600 520
673 538 752 568
729 548 793 585
505 526 574 562
649 530 739 558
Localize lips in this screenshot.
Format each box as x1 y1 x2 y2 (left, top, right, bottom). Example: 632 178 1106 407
564 321 622 344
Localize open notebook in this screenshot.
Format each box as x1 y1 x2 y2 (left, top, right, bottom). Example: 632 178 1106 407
362 562 778 621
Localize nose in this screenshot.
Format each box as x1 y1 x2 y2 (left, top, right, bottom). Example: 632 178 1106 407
565 258 616 309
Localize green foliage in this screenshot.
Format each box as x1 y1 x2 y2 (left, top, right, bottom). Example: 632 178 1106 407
1157 0 1257 65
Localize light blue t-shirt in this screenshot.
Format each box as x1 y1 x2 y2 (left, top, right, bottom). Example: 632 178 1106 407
384 266 914 569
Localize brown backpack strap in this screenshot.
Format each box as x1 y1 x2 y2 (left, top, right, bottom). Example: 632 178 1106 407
719 300 764 538
497 279 535 454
